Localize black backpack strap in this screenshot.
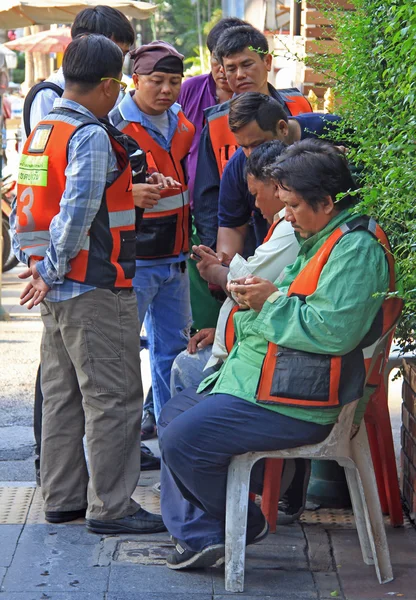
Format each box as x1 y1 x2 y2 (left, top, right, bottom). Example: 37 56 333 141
23 81 64 137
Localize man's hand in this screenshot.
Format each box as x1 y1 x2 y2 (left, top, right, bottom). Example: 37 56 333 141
146 172 182 189
132 183 161 209
18 263 50 309
228 276 278 312
191 244 230 288
187 328 215 354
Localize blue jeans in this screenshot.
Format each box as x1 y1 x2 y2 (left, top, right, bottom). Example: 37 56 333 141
159 388 333 552
169 345 218 396
133 262 192 421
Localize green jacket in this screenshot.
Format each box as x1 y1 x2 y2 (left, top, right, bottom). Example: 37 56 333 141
199 210 390 425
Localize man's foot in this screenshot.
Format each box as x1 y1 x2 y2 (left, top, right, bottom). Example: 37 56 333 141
277 499 305 525
247 515 269 545
166 541 225 570
141 410 157 440
45 509 86 523
277 458 311 525
167 516 269 570
86 507 166 534
141 443 161 471
152 481 161 497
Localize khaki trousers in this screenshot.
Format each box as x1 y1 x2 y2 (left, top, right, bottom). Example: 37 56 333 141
40 288 143 520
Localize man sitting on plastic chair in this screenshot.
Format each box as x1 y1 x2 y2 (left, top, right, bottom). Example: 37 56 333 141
159 139 398 571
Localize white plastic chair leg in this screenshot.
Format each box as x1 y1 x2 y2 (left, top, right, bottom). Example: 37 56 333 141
351 428 394 584
225 454 253 592
344 464 374 565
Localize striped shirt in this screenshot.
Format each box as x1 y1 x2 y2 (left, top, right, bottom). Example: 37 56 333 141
11 98 118 302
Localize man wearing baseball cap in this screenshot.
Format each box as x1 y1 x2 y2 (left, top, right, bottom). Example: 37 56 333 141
110 42 195 424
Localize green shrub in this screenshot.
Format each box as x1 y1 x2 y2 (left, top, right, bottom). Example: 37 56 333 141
307 0 416 351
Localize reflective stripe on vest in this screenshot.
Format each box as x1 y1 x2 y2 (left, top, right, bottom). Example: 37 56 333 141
120 113 194 259
142 190 189 214
255 216 403 409
16 114 136 288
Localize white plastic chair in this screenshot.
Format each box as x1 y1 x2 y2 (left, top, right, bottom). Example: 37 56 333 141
225 327 397 592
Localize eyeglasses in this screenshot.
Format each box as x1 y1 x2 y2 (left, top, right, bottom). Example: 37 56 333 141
100 77 128 91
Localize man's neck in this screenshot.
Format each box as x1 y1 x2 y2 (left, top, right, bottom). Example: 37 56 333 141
287 119 301 144
62 91 99 118
258 82 270 96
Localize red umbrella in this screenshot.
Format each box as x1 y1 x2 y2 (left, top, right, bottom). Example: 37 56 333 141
5 27 71 54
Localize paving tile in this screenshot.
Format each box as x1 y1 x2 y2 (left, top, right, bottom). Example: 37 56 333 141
108 563 213 594
303 527 334 572
313 572 344 599
244 541 308 570
0 594 105 599
331 527 416 599
107 595 212 600
212 567 317 597
214 597 314 600
1 525 109 594
0 526 23 567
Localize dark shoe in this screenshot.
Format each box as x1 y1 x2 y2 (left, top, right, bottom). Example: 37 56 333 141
166 541 225 570
247 515 269 545
141 410 157 440
45 509 86 523
277 458 312 525
86 507 166 534
141 443 161 471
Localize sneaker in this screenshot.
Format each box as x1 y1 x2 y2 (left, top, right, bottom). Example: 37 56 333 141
166 541 225 570
86 507 166 534
141 410 157 441
152 481 161 497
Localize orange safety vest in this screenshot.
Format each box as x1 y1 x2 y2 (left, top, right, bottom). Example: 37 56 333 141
120 111 194 259
15 111 136 288
207 89 312 178
225 216 403 408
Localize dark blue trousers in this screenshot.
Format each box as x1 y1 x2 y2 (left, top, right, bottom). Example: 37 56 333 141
159 388 333 552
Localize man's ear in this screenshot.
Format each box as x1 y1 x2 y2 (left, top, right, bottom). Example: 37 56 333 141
101 78 112 97
264 53 273 72
321 195 335 214
132 73 140 89
276 119 289 140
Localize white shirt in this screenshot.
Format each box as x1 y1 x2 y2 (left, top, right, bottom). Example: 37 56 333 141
207 209 300 367
145 111 170 140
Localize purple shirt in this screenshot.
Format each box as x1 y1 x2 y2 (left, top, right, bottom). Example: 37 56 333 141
178 73 217 208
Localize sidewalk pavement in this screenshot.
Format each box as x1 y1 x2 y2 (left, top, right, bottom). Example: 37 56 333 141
1 479 416 600
1 269 416 600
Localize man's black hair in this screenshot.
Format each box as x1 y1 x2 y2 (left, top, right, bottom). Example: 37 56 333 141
229 93 288 134
63 35 123 93
245 140 287 181
268 138 358 211
215 25 269 64
206 18 249 54
71 5 135 46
